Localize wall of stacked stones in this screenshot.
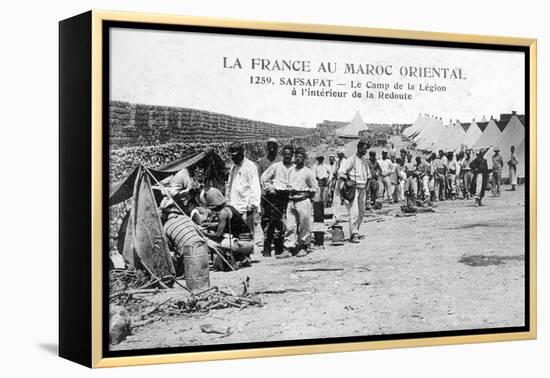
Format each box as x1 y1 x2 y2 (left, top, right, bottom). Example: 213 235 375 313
110 101 314 148
109 137 321 184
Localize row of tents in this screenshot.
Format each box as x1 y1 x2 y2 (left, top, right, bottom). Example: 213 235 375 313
404 112 526 178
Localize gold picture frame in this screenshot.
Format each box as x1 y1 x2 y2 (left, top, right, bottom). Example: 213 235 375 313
59 10 537 368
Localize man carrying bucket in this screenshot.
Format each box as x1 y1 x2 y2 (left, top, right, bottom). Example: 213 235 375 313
338 139 370 244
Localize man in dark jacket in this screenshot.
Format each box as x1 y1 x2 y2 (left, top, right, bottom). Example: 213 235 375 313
470 149 489 207
366 151 381 208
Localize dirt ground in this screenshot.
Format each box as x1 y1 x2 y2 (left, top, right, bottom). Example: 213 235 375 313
112 138 526 351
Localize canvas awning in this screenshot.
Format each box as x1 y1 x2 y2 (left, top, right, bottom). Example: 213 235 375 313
109 148 226 278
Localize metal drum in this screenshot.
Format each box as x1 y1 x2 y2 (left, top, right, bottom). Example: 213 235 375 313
183 244 210 292
163 215 203 251
331 224 345 246
238 233 253 241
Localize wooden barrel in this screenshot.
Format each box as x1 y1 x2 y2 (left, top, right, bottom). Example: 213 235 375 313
183 244 210 292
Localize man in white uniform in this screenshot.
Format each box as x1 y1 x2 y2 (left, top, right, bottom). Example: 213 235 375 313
338 139 371 243
226 142 261 242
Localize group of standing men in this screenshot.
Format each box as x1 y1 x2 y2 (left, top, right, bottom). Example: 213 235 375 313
199 138 320 259
164 136 521 270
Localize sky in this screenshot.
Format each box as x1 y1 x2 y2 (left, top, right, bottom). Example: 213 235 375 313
110 28 525 127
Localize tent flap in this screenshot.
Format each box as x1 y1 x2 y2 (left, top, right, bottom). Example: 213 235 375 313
133 171 175 278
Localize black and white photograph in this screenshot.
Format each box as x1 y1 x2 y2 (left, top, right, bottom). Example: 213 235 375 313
106 24 529 353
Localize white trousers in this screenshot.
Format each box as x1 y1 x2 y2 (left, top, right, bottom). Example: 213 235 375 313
344 187 366 237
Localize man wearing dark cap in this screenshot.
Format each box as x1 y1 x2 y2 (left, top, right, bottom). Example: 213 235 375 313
313 154 331 205
257 138 282 252
338 139 371 243
470 149 489 206
285 147 318 257
415 155 431 201
332 148 347 221
460 150 474 199
403 153 418 203
257 138 281 177
260 145 294 257
431 151 446 201
226 142 261 242
366 151 381 208
199 188 253 270
327 154 338 207
399 148 408 164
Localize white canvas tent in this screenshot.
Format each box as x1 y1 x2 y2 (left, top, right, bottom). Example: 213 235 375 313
456 120 483 151
431 121 454 151
416 117 445 150
404 114 424 138
439 122 466 152
473 119 502 150
412 116 433 146
485 115 525 174
336 111 368 138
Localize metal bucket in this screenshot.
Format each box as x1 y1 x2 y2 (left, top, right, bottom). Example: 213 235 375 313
312 231 325 246
183 244 210 292
331 224 345 245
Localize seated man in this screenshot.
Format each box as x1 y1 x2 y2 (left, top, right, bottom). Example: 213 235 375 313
199 187 253 270
169 166 202 217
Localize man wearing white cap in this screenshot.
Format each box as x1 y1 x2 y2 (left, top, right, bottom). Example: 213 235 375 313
491 147 504 196
508 145 519 191
313 154 331 205
378 150 393 202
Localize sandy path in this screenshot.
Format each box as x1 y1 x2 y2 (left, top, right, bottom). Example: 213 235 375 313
113 183 525 350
